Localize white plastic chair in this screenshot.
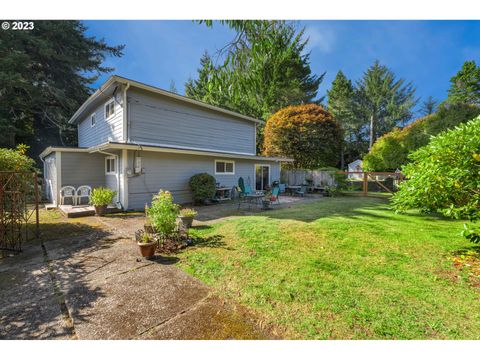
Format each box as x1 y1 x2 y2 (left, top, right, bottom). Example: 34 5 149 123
60 186 76 205
76 185 92 206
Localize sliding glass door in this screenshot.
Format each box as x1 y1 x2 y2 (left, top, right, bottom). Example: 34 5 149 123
255 164 270 191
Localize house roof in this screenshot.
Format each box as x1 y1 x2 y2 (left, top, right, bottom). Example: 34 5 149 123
40 142 293 162
68 75 263 125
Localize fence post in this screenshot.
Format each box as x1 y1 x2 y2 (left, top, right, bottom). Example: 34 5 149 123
363 172 368 196
33 172 40 241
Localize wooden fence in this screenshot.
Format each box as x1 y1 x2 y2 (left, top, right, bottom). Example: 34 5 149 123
281 169 404 196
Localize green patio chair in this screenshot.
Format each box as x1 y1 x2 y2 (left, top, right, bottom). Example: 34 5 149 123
238 177 245 193
271 186 280 205
295 185 308 197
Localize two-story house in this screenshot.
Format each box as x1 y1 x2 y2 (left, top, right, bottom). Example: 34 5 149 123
39 75 289 210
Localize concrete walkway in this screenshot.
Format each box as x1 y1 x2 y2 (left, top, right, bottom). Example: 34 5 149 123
0 214 271 339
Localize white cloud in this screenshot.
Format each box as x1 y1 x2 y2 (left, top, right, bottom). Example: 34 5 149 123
303 26 336 53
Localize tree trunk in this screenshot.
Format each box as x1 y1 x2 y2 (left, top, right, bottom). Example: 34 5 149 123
369 113 376 150
340 148 345 170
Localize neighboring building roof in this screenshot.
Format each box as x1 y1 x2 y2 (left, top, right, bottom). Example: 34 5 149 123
68 75 263 125
348 159 363 166
40 142 293 162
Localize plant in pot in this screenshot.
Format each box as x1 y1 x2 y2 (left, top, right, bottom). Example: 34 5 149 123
262 189 272 210
144 204 154 234
178 208 198 228
90 187 116 216
135 230 156 258
147 190 180 248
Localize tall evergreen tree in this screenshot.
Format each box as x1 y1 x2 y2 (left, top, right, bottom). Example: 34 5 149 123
355 61 417 149
186 21 324 153
327 71 365 167
420 96 438 116
0 21 124 153
169 79 178 94
447 60 480 105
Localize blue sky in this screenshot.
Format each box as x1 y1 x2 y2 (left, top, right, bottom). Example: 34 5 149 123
84 20 480 114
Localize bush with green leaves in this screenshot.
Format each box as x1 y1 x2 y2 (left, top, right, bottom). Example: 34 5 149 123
90 187 116 206
392 116 480 242
364 104 480 171
0 144 36 172
189 173 216 204
148 190 180 239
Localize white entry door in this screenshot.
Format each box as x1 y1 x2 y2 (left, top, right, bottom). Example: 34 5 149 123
105 156 119 204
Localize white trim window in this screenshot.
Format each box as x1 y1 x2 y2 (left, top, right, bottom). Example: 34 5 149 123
215 160 235 175
90 113 96 127
105 156 116 175
105 99 115 119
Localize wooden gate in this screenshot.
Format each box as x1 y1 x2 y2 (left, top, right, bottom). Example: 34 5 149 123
0 172 39 253
338 171 404 196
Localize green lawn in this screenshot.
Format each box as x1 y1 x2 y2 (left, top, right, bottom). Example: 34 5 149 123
178 196 480 339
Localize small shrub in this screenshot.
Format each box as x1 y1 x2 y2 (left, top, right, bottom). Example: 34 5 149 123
189 173 216 204
318 167 346 195
180 208 198 217
0 144 36 172
148 190 180 239
90 187 116 206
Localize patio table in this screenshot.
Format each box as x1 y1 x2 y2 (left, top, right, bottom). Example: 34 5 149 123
238 193 264 210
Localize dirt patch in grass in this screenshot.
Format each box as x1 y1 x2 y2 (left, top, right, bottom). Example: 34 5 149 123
451 247 480 288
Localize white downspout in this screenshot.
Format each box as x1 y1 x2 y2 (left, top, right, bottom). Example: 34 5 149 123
123 82 130 143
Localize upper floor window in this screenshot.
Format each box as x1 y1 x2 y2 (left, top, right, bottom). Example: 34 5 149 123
105 99 115 119
105 156 116 175
90 113 96 127
215 160 235 175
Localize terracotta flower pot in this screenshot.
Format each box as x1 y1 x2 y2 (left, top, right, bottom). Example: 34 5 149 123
138 241 156 257
94 205 108 216
178 215 194 228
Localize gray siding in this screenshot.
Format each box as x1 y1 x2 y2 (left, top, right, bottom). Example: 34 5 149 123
43 153 56 204
78 92 124 147
128 89 256 155
61 152 106 189
59 151 122 206
127 151 280 210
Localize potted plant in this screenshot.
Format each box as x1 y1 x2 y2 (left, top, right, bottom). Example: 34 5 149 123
90 187 116 216
178 208 197 228
135 230 156 258
262 190 272 210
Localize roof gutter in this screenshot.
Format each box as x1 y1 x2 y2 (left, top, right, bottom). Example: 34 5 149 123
91 141 293 162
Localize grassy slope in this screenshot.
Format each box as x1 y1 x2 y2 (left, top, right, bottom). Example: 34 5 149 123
178 197 480 339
